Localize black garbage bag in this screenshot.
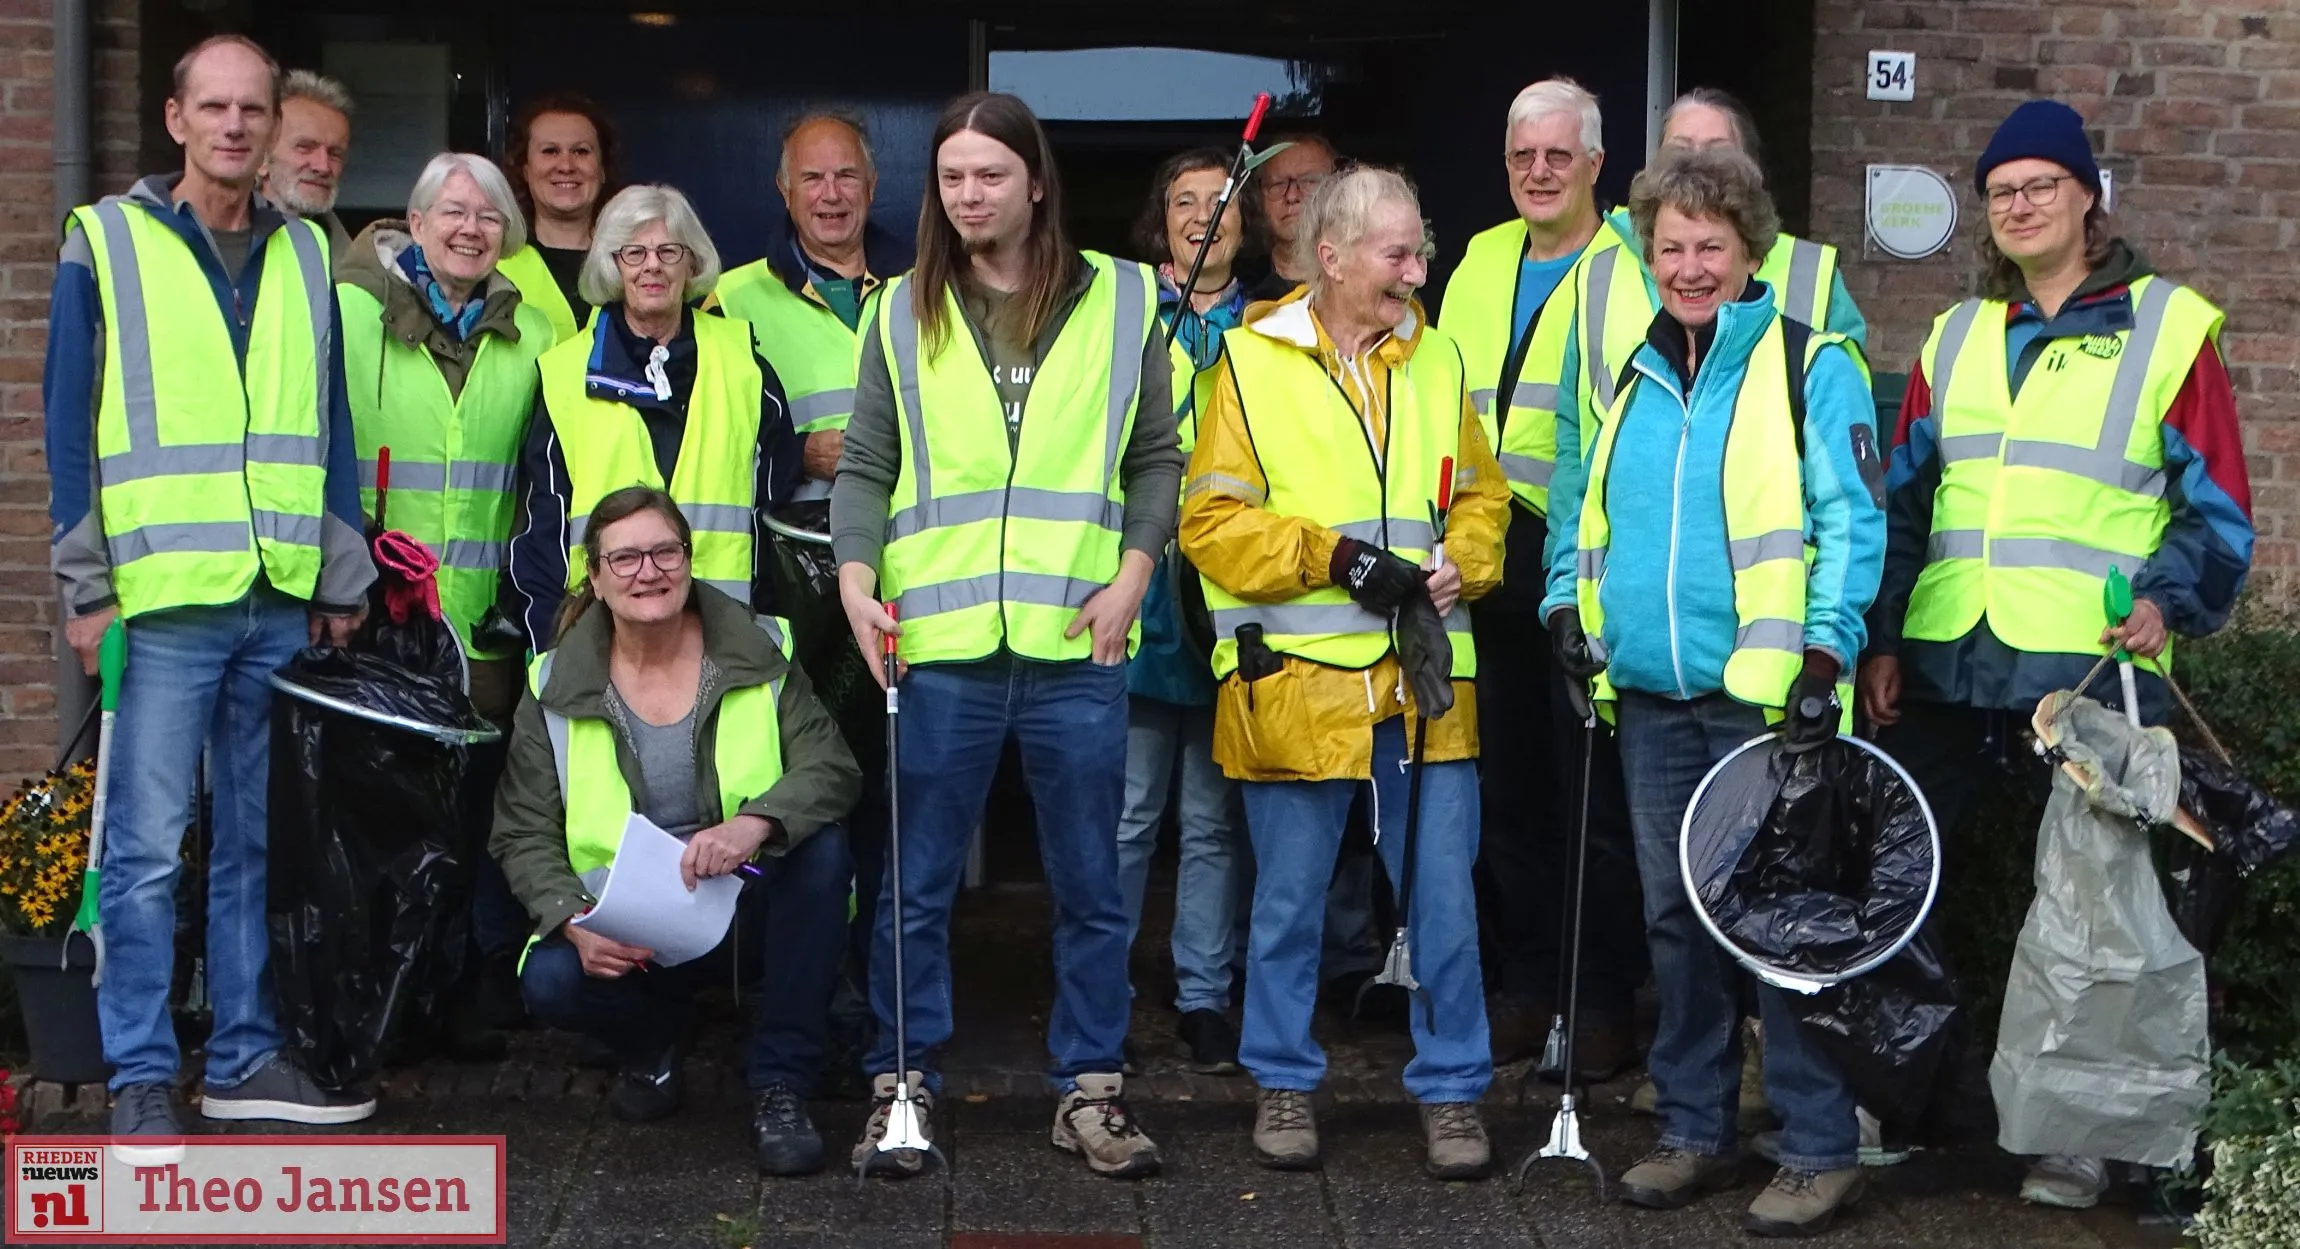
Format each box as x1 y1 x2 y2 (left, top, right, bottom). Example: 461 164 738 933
763 501 884 776
267 647 496 1089
1795 933 1985 1143
2158 745 2300 956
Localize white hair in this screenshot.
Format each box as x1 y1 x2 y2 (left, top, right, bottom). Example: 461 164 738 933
1505 77 1603 157
1294 165 1430 297
580 184 723 306
281 68 354 117
407 152 529 256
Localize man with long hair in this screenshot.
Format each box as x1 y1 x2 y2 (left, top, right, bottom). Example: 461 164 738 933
829 91 1182 1181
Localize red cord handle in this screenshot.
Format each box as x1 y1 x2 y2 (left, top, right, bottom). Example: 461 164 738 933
1244 93 1272 143
1436 455 1455 514
883 602 899 657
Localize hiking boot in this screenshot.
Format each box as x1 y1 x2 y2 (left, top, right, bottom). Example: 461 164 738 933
1253 1088 1320 1170
1619 1146 1739 1209
1051 1073 1160 1178
1744 1165 1865 1237
604 1043 683 1123
2020 1154 2109 1209
750 1083 824 1176
852 1071 934 1178
1179 1009 1241 1075
110 1082 186 1165
1420 1102 1492 1180
1486 994 1553 1066
200 1053 376 1126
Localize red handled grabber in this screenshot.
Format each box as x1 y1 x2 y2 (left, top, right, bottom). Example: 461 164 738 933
860 601 943 1183
1164 92 1292 351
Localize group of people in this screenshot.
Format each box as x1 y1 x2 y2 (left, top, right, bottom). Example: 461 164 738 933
43 30 2252 1242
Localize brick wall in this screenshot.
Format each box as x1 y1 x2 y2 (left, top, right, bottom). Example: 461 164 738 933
0 0 140 777
1810 0 2300 580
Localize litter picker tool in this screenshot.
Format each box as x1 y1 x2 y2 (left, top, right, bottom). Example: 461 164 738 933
860 602 943 1183
62 618 125 985
1357 457 1453 1014
1513 696 1610 1198
2103 567 2142 730
373 446 392 529
1163 92 1293 350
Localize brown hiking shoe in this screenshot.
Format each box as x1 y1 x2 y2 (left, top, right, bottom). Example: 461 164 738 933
1420 1102 1492 1180
1619 1146 1739 1209
1051 1073 1160 1178
851 1071 933 1178
1252 1088 1320 1170
1745 1166 1864 1237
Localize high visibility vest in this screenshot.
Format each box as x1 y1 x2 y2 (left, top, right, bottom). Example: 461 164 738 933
72 200 333 618
342 285 552 656
1577 318 1848 710
1198 324 1476 681
1441 216 1633 515
715 260 867 434
1572 227 1841 432
496 244 582 345
537 312 764 605
876 251 1154 665
1901 276 2221 669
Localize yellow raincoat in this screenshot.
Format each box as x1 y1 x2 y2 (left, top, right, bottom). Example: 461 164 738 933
1179 288 1510 782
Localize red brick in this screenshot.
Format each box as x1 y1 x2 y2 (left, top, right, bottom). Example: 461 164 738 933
2216 129 2300 159
2164 70 2268 101
2041 39 2135 68
1959 5 2052 34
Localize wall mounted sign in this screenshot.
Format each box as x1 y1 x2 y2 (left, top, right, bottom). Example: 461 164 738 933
1866 165 1958 260
1867 51 1916 102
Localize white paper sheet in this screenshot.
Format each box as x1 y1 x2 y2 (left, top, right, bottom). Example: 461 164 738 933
567 814 740 967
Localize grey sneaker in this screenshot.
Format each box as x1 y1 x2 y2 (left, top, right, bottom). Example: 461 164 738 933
110 1082 186 1165
1620 1146 1740 1209
1253 1088 1320 1170
1420 1102 1492 1180
2020 1154 2109 1209
1752 1107 1911 1168
851 1071 933 1178
1745 1165 1865 1237
200 1053 375 1125
1051 1073 1160 1178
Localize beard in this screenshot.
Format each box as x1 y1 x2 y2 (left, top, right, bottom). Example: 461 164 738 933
273 177 338 217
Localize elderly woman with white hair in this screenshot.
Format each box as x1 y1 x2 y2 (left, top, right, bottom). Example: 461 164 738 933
1177 165 1510 1179
503 183 806 652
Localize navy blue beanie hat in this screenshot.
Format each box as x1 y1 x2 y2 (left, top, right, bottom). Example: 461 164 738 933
1975 99 2101 195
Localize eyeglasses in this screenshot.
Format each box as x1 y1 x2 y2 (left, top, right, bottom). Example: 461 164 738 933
613 243 691 268
600 541 690 578
1264 174 1328 201
430 202 507 233
1985 175 2072 213
1506 146 1581 175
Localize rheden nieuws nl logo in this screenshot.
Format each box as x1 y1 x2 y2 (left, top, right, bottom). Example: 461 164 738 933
7 1136 505 1244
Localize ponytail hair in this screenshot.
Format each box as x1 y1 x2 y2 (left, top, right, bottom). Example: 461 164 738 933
553 484 694 646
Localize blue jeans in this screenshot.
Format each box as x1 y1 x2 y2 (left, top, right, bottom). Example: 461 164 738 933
521 825 851 1090
865 655 1132 1091
1115 697 1248 1013
1239 715 1491 1103
1614 691 1858 1171
99 592 308 1091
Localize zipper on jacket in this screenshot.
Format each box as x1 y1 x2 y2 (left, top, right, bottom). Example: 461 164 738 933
1644 366 1694 700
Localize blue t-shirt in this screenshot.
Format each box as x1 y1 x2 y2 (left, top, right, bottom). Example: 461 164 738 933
1511 251 1582 346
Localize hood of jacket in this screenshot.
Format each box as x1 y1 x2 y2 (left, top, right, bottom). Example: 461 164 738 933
2002 237 2154 307
536 581 789 720
339 218 529 347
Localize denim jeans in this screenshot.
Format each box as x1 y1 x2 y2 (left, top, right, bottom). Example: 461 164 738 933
1614 691 1858 1171
521 825 851 1090
1114 697 1249 1013
1238 715 1491 1103
99 592 308 1091
865 654 1132 1091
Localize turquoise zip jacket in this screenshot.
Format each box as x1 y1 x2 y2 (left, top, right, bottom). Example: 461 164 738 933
1542 282 1885 701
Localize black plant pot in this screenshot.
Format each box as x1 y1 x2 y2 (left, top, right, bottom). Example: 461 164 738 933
0 931 113 1086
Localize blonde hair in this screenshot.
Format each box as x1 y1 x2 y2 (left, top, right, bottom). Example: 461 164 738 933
579 184 724 307
1293 165 1432 297
1628 147 1780 267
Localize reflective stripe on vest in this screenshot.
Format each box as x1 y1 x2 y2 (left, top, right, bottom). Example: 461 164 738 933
715 262 864 434
1901 276 2222 667
538 313 764 606
344 283 552 656
1198 322 1476 680
876 251 1152 665
1577 318 1843 709
77 200 333 617
496 244 581 345
1755 235 1838 332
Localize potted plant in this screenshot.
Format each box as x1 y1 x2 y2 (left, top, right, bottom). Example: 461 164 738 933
0 754 111 1086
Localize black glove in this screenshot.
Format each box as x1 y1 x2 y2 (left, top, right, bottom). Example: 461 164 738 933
1329 537 1425 615
1783 651 1843 753
1548 608 1605 681
1395 593 1455 719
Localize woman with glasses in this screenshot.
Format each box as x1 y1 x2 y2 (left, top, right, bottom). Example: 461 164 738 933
505 183 808 652
1857 99 2251 1211
492 484 860 1175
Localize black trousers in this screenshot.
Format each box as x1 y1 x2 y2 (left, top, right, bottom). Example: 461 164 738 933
1472 606 1646 1015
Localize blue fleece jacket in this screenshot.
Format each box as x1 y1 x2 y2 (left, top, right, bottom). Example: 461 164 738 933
1542 286 1885 703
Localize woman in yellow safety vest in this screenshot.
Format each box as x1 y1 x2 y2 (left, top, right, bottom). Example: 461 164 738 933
491 486 858 1175
494 93 621 344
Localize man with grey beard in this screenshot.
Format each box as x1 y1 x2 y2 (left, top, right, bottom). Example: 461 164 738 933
262 69 353 253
